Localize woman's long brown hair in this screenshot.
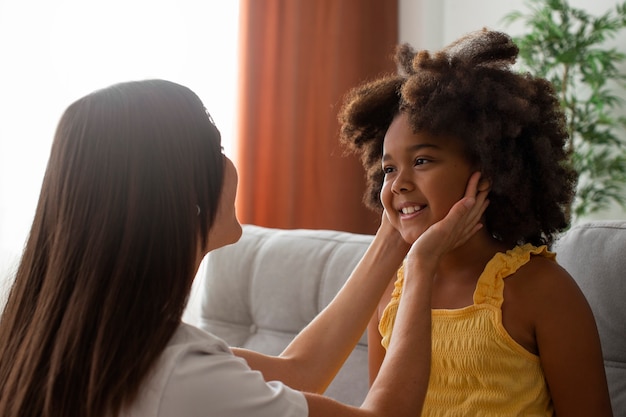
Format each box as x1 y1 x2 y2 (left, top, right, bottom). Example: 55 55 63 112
0 80 225 417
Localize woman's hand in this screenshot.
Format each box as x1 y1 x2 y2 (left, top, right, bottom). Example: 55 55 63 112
407 172 489 268
375 207 411 257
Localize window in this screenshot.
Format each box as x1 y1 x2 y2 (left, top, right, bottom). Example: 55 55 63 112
0 0 240 297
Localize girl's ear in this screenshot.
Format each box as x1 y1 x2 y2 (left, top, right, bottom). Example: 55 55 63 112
478 177 492 192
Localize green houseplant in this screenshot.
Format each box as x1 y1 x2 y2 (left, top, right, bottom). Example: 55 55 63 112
503 0 626 218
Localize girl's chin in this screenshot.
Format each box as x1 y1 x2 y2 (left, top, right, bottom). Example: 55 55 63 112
400 229 423 245
398 216 439 244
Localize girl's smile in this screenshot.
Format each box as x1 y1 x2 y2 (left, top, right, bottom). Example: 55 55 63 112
398 203 426 218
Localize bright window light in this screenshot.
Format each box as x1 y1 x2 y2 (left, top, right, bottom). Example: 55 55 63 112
0 0 240 295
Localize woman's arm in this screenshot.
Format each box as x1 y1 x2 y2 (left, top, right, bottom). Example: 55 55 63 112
233 214 410 393
305 254 432 417
366 284 392 386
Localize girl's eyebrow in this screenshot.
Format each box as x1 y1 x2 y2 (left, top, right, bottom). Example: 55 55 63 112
382 143 440 162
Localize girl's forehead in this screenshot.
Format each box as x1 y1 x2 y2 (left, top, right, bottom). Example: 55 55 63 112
383 127 459 150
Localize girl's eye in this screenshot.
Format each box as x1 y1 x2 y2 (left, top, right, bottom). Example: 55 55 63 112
382 166 395 174
414 158 429 166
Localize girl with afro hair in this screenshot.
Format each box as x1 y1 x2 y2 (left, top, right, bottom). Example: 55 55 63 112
338 29 612 416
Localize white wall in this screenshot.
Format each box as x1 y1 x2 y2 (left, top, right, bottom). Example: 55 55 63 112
400 0 626 45
399 0 626 222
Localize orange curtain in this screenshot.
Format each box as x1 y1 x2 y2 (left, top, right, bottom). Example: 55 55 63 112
235 0 398 234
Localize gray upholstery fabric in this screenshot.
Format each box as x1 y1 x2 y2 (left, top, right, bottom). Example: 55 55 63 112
553 220 626 415
185 221 625 413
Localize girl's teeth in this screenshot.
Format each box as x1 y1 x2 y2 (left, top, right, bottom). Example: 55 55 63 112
401 206 421 214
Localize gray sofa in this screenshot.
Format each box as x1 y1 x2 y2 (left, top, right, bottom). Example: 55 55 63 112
183 221 626 414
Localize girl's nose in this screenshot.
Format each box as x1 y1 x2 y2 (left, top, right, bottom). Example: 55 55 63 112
391 170 413 194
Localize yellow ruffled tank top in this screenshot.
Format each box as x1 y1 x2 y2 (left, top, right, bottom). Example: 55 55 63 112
379 244 555 417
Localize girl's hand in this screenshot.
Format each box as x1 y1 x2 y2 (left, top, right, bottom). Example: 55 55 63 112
407 172 489 268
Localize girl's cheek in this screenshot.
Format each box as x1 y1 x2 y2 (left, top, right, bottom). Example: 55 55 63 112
380 185 393 211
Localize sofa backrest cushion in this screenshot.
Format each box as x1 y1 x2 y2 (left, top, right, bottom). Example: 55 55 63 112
185 221 625 413
195 224 374 406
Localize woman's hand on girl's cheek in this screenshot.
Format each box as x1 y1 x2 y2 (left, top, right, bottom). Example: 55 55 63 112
377 209 411 254
407 172 489 266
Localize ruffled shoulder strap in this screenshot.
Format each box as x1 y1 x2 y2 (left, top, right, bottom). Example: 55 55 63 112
473 244 554 307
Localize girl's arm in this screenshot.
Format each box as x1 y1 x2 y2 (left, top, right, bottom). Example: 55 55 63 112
532 260 613 416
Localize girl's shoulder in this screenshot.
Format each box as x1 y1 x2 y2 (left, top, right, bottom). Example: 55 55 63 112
502 250 590 355
507 251 575 293
504 251 591 324
501 248 582 308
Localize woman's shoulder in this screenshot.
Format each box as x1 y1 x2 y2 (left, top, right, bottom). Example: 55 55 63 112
124 323 308 416
168 322 232 353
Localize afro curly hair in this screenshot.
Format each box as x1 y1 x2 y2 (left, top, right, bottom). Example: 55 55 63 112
338 29 577 247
